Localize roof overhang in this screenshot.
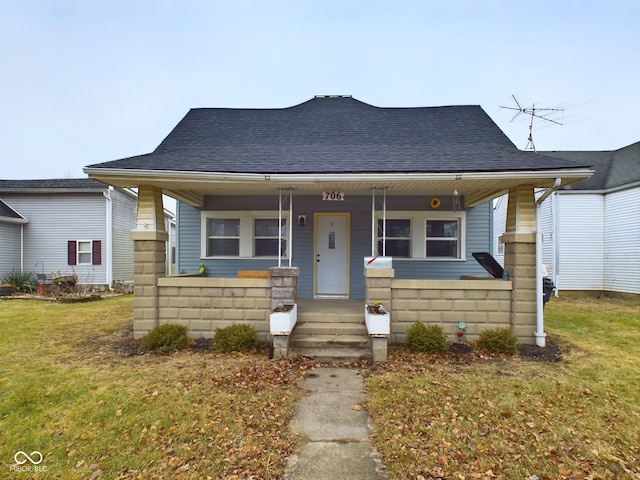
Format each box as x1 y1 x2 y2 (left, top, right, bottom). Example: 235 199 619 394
83 167 594 207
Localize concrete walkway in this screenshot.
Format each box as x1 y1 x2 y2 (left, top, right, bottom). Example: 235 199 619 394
284 367 387 480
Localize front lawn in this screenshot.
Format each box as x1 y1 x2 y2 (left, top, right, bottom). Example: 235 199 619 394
0 296 312 479
2 294 638 479
365 294 640 479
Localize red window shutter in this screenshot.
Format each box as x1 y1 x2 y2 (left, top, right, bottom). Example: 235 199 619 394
92 240 102 265
68 241 77 265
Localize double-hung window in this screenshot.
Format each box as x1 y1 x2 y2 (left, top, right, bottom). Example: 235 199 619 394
254 219 287 257
207 219 240 256
375 212 465 260
202 212 288 258
67 240 102 266
426 219 460 258
377 219 411 257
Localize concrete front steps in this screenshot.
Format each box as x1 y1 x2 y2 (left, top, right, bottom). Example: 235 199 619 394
289 305 373 362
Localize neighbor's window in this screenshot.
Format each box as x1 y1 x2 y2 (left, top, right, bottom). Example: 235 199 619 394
77 241 92 264
207 218 240 256
377 219 411 257
426 219 459 258
67 240 101 266
254 219 287 256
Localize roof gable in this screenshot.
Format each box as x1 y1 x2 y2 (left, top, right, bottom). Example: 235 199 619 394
542 141 640 191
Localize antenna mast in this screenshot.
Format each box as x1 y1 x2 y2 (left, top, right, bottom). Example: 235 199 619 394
500 95 564 152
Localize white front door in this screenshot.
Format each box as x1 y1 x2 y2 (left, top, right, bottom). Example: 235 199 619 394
315 214 349 297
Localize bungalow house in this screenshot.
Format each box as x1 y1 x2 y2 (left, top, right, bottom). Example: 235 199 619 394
494 141 640 295
0 179 154 289
84 95 593 360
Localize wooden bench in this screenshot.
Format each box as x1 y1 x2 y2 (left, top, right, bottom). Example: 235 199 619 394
237 270 271 279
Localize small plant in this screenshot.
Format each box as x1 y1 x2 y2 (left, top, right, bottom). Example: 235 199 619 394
141 323 189 353
477 327 518 355
212 323 258 352
405 322 448 353
368 299 387 314
2 270 38 293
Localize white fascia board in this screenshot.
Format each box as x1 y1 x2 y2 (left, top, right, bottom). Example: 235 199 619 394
84 167 594 184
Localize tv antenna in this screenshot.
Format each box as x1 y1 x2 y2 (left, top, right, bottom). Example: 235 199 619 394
500 95 564 152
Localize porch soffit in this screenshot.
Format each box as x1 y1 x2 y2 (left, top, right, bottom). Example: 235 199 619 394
85 170 593 208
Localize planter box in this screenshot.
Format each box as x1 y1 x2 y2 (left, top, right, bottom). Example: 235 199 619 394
364 306 390 337
269 303 298 335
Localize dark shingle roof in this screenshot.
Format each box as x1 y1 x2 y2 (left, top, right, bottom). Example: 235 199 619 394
86 96 591 174
0 178 106 192
541 141 640 190
0 199 25 219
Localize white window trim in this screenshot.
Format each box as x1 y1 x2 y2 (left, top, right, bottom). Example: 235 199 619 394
77 240 93 265
376 210 466 261
201 211 289 259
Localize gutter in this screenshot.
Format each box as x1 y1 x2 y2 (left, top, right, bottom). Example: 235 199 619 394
534 178 562 347
83 167 594 184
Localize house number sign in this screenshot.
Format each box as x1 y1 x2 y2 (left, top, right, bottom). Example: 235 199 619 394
322 191 345 201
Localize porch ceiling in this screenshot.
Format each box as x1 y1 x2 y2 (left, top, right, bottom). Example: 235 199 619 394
85 168 593 207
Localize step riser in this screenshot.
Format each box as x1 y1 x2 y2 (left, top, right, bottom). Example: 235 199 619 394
298 313 363 324
295 324 367 336
289 347 373 362
292 338 371 349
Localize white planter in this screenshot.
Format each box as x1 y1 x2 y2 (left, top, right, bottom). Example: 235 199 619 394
269 303 298 335
364 306 390 337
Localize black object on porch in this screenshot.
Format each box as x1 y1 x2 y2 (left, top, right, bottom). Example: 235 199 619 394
471 252 555 306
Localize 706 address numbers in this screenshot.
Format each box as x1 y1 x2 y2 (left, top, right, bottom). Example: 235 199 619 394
322 191 345 201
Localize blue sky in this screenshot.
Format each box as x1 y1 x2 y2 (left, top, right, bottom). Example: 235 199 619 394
1 0 638 181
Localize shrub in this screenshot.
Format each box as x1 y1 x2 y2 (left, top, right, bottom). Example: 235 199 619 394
477 327 518 355
2 271 38 293
141 324 189 353
405 322 449 353
212 323 258 352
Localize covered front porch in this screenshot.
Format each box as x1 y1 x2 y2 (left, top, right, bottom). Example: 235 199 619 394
88 172 591 360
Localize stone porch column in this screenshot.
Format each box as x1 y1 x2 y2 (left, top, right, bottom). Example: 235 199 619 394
501 185 537 345
269 267 299 310
131 186 168 339
269 267 299 359
364 268 394 361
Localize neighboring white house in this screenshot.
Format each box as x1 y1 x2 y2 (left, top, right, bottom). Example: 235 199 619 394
494 141 640 295
0 179 140 288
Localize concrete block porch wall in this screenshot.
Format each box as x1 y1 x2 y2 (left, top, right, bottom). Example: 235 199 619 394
133 271 537 346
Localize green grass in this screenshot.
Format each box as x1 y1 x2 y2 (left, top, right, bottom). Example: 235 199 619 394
0 297 308 479
365 294 640 479
2 294 639 479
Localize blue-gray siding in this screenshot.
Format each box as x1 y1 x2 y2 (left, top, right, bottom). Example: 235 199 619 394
177 195 492 299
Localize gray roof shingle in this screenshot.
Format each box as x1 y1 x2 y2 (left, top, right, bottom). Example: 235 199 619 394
86 96 592 174
542 141 640 190
0 178 106 192
0 199 25 219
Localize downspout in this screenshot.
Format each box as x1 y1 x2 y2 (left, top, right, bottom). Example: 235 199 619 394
104 188 113 290
534 178 561 347
288 188 293 268
20 224 24 273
